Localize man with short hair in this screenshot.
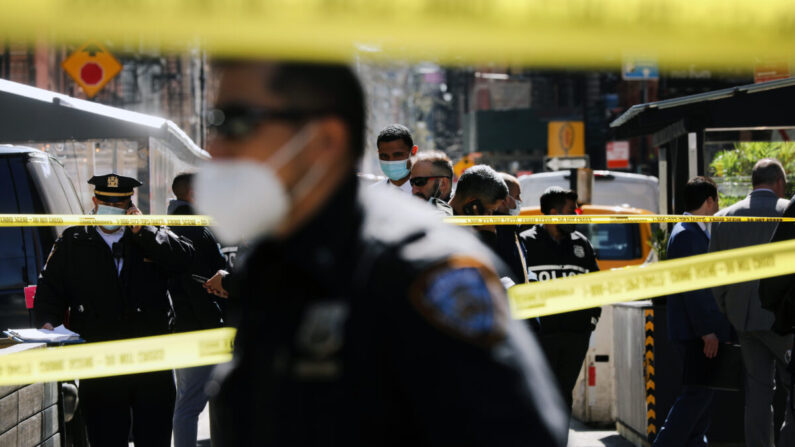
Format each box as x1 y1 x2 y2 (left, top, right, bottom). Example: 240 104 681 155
33 174 194 446
493 173 533 286
167 172 228 447
409 150 454 216
520 186 601 419
710 158 794 446
449 165 509 248
372 123 417 193
496 173 523 217
653 176 732 447
197 61 567 446
449 165 508 217
409 150 453 202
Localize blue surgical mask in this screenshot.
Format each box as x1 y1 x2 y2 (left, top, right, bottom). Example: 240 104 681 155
379 159 410 182
96 204 125 232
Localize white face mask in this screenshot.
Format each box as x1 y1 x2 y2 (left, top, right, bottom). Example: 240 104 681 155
508 198 523 216
194 124 319 244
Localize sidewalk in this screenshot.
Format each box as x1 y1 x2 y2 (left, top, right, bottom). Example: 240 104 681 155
568 419 636 447
190 408 637 447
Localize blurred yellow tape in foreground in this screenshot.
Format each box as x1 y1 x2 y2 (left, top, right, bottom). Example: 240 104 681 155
0 214 212 227
509 239 795 320
445 214 795 226
1 0 794 69
0 328 234 386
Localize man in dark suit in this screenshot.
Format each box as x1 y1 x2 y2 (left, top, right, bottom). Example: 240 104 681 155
654 176 732 447
710 158 793 446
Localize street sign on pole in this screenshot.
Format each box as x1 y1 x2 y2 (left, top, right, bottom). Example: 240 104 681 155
62 42 122 98
544 156 589 171
606 141 630 169
754 60 790 83
622 58 659 81
548 121 585 157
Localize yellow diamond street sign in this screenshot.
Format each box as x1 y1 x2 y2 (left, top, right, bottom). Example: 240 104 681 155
61 42 122 98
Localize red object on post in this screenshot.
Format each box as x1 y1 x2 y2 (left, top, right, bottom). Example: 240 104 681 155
24 286 36 309
588 363 596 387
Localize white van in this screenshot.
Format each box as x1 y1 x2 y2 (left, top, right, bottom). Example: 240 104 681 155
518 170 659 213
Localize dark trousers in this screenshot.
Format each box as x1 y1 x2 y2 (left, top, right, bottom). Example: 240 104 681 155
652 341 714 447
540 331 591 409
79 370 176 447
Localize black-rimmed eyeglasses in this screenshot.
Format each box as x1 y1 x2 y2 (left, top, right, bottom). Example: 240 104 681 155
207 105 329 140
409 176 450 187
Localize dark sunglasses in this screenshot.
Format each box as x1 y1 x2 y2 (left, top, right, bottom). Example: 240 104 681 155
207 105 329 140
409 176 450 187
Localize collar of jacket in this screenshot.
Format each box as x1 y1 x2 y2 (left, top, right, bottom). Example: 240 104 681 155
169 202 195 216
537 224 573 245
749 188 779 199
253 174 362 278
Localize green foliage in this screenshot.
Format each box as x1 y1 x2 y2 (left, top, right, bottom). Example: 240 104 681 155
649 225 668 261
709 142 795 206
710 141 795 178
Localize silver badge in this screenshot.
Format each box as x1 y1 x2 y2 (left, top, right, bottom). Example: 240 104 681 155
574 245 585 258
293 301 349 380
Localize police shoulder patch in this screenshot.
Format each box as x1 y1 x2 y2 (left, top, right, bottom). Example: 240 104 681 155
409 256 508 346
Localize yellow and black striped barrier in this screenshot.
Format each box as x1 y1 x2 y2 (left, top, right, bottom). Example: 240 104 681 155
644 310 657 441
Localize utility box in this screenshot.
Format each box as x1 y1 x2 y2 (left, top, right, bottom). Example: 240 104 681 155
614 302 747 447
572 305 616 424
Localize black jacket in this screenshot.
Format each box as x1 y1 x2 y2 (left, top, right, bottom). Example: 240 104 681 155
520 225 601 334
34 225 194 342
495 225 530 285
760 196 795 334
168 201 228 332
212 176 568 447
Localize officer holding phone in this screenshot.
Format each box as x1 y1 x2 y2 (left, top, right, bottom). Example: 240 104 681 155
33 173 195 447
448 165 510 248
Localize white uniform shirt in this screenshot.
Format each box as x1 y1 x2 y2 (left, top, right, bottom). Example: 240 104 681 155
97 228 125 275
370 177 412 194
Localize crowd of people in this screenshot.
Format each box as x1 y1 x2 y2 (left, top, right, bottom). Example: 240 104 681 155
27 59 795 447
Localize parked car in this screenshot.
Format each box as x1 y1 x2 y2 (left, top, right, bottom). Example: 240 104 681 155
519 204 653 270
518 170 659 213
0 145 84 329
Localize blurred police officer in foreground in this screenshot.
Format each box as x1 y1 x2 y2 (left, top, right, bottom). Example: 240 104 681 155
34 174 195 446
195 61 567 446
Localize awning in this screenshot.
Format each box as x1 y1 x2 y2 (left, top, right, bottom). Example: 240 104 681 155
0 78 209 162
610 77 795 145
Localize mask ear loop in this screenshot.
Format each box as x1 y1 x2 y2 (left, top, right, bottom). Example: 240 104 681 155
429 180 441 201
290 154 328 205
266 123 319 172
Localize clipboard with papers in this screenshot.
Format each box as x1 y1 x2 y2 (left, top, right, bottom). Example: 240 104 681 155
4 325 84 345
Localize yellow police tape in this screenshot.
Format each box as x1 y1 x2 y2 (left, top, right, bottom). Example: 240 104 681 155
2 213 795 227
0 214 212 227
1 0 794 69
445 214 795 226
0 239 794 384
509 238 795 320
0 328 234 386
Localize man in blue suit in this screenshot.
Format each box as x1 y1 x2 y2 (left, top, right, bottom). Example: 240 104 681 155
654 176 732 447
